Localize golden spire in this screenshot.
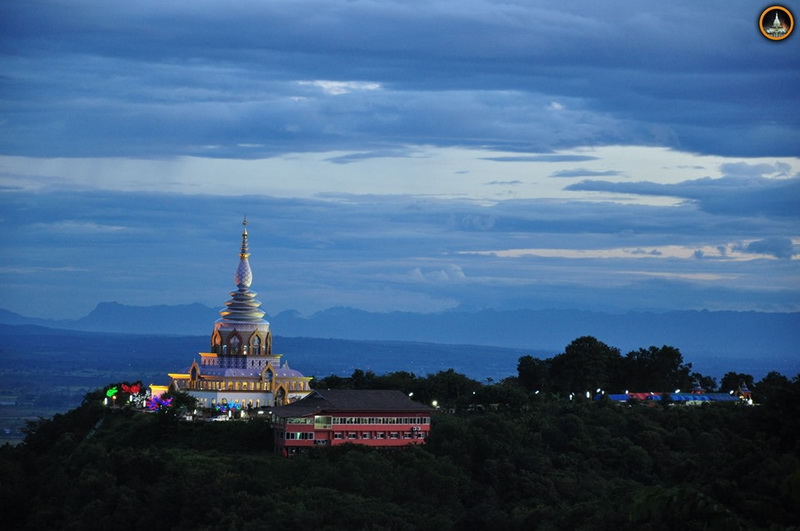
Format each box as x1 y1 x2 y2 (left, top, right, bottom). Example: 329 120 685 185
220 218 265 322
239 215 249 260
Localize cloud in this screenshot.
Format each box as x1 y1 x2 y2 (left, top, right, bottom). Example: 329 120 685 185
1 188 798 320
33 220 127 234
719 162 792 178
409 264 467 283
1 0 799 324
550 169 622 178
486 180 523 186
736 237 797 260
449 214 497 231
4 1 796 159
565 176 800 218
482 155 600 163
458 243 792 262
324 149 418 165
298 80 381 95
0 266 90 275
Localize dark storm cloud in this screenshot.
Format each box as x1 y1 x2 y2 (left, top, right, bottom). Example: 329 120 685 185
1 0 798 158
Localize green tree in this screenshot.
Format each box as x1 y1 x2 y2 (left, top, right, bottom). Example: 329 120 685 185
549 336 621 394
690 371 717 392
164 390 198 412
620 345 693 392
517 354 551 392
350 369 378 389
313 374 351 389
719 372 754 394
472 383 528 411
630 485 742 528
375 370 418 394
754 371 791 402
416 369 481 408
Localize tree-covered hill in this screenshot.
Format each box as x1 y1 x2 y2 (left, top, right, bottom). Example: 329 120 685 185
2 369 799 531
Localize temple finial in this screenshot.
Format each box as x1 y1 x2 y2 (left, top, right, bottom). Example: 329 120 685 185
239 216 250 260
234 218 252 289
222 219 264 321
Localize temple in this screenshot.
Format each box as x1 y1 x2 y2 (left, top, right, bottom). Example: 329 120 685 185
765 11 788 37
166 218 312 410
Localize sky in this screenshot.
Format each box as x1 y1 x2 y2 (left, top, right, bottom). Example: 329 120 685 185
1 0 799 321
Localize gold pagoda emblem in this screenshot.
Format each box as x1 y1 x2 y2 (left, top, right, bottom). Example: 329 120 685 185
760 6 793 41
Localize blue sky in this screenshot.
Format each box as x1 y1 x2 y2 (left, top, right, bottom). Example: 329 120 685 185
1 0 798 320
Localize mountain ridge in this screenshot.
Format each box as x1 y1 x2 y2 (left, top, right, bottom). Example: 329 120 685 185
1 303 797 375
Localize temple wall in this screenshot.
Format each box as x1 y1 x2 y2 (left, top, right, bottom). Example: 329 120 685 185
187 390 274 409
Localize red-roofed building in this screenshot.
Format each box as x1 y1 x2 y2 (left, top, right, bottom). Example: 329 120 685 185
271 389 434 455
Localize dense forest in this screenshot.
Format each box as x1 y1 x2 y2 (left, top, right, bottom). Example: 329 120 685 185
2 337 799 530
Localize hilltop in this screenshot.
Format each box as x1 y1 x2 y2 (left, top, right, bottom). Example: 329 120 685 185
2 373 799 530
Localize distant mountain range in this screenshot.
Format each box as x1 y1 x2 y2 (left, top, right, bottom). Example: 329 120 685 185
0 302 218 336
1 302 798 378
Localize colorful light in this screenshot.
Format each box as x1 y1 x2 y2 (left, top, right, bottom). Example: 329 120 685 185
214 402 243 413
122 383 142 395
146 395 174 411
106 386 119 398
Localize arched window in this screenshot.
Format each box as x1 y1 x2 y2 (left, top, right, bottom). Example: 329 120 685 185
229 335 241 355
253 335 262 355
